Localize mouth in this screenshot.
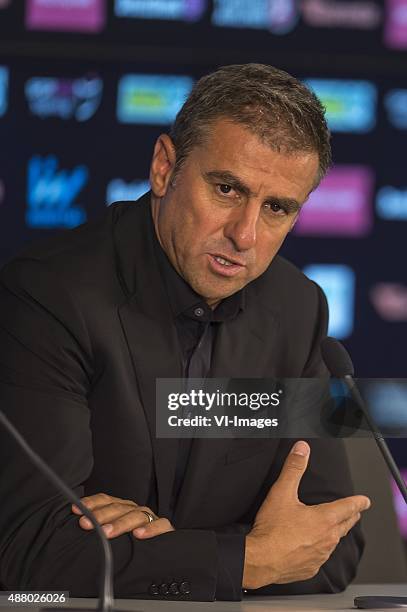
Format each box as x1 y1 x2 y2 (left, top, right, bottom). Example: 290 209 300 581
207 253 246 278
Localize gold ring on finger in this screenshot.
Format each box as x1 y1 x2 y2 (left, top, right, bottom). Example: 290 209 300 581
140 510 155 524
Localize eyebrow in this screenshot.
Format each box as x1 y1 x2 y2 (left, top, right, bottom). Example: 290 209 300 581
203 170 302 213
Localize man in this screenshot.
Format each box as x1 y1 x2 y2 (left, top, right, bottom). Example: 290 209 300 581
0 63 370 601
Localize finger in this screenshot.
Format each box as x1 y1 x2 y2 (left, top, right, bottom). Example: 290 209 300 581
322 495 371 524
133 518 175 539
72 494 137 515
338 512 361 539
78 502 138 530
271 441 310 501
99 508 160 538
78 502 156 531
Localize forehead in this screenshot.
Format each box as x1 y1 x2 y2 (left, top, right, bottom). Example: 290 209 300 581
192 118 320 202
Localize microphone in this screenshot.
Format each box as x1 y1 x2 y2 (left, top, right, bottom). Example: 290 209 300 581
321 337 407 610
0 409 135 612
321 337 407 504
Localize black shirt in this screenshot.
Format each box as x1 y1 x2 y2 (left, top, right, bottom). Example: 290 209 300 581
152 216 246 601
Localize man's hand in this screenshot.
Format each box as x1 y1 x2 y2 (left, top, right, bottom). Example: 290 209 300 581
71 493 175 539
243 441 371 589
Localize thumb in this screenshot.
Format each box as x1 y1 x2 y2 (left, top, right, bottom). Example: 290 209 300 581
274 441 310 501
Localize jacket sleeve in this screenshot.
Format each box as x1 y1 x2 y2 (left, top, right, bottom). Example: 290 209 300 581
0 258 218 601
245 280 365 595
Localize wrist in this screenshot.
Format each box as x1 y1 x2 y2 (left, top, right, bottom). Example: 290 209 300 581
243 532 279 590
242 534 262 589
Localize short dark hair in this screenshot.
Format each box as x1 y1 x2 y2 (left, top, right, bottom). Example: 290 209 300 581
170 63 331 188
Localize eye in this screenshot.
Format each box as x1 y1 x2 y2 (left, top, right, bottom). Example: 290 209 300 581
216 183 234 195
264 201 287 215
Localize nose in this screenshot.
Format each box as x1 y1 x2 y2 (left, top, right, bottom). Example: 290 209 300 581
223 201 259 251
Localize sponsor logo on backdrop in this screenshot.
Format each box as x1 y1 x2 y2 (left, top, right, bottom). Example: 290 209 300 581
304 79 377 133
295 165 374 236
106 179 149 206
376 186 407 220
365 382 407 430
26 0 106 33
370 283 407 321
212 0 299 34
115 0 206 21
25 75 103 121
384 0 407 49
301 0 381 29
26 155 88 229
0 67 9 117
117 74 193 125
303 264 355 339
384 89 407 129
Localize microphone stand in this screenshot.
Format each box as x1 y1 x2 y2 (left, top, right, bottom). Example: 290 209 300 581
340 376 407 609
344 375 407 504
0 410 136 612
319 332 407 609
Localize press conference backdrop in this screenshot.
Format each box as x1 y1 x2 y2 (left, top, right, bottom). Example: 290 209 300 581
1 0 407 536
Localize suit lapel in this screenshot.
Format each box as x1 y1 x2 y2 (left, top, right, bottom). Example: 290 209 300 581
114 195 182 516
118 294 181 517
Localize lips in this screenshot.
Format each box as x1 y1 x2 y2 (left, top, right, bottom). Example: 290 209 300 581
210 253 246 267
207 253 245 278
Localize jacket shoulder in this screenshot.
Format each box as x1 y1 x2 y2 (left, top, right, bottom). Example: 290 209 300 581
0 201 138 295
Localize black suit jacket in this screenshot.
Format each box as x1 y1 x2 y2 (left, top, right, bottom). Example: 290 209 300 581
0 193 363 601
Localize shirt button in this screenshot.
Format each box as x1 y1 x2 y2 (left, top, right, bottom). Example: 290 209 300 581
194 307 204 317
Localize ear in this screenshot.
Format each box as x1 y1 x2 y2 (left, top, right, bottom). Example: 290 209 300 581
149 134 176 197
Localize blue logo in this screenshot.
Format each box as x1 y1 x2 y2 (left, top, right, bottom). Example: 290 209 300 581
376 186 407 220
26 155 88 229
106 178 150 205
364 381 407 430
115 0 206 21
25 75 103 121
0 66 9 117
212 0 299 34
117 74 193 125
304 79 377 133
303 264 355 339
384 89 407 129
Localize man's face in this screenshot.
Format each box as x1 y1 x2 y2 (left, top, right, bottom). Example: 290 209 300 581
150 118 320 307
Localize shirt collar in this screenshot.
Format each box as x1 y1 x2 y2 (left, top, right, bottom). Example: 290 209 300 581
150 206 245 323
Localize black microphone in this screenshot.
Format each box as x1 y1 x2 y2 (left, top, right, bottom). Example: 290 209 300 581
321 337 407 504
0 410 135 612
321 337 407 610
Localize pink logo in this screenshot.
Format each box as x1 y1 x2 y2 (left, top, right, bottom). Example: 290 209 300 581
370 283 407 321
26 0 106 33
384 0 407 49
294 165 374 237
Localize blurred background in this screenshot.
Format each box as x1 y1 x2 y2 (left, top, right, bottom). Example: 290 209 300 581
0 0 406 541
